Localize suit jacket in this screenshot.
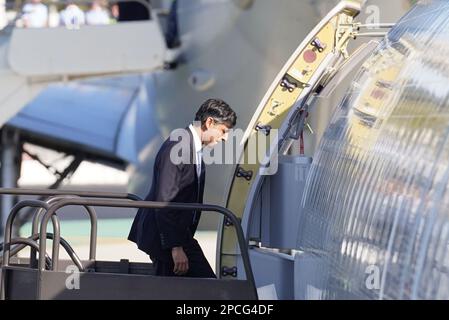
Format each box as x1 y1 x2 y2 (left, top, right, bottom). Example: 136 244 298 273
128 127 205 260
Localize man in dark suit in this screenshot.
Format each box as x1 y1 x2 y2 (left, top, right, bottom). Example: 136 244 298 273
128 99 237 277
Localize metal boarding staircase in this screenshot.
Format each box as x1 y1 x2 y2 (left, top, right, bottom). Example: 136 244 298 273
0 188 257 300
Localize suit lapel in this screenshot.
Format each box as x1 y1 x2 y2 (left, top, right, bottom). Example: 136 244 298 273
186 126 194 166
186 126 200 194
200 159 206 182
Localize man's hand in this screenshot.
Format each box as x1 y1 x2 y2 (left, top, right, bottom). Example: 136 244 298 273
171 246 189 275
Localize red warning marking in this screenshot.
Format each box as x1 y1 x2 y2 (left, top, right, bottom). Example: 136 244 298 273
303 50 317 63
371 88 386 100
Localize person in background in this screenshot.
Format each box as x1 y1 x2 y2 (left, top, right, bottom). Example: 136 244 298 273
109 3 119 23
20 0 48 28
117 0 150 21
165 0 179 49
59 2 85 28
86 0 110 25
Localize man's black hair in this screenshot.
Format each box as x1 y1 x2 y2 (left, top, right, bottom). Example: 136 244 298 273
194 98 237 128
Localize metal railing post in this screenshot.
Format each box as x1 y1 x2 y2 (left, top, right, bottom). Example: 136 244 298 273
1 200 57 300
31 195 98 265
2 200 59 268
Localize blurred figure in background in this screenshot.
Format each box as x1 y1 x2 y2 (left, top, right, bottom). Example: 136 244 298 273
165 0 179 49
86 0 110 25
0 0 7 29
59 2 85 29
117 0 150 21
19 0 48 28
110 3 119 23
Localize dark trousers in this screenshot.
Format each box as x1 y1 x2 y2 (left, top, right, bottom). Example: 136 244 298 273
150 239 216 278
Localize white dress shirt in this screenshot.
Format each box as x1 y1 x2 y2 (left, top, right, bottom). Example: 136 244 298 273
22 3 48 28
86 7 110 25
188 124 202 177
59 4 85 27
